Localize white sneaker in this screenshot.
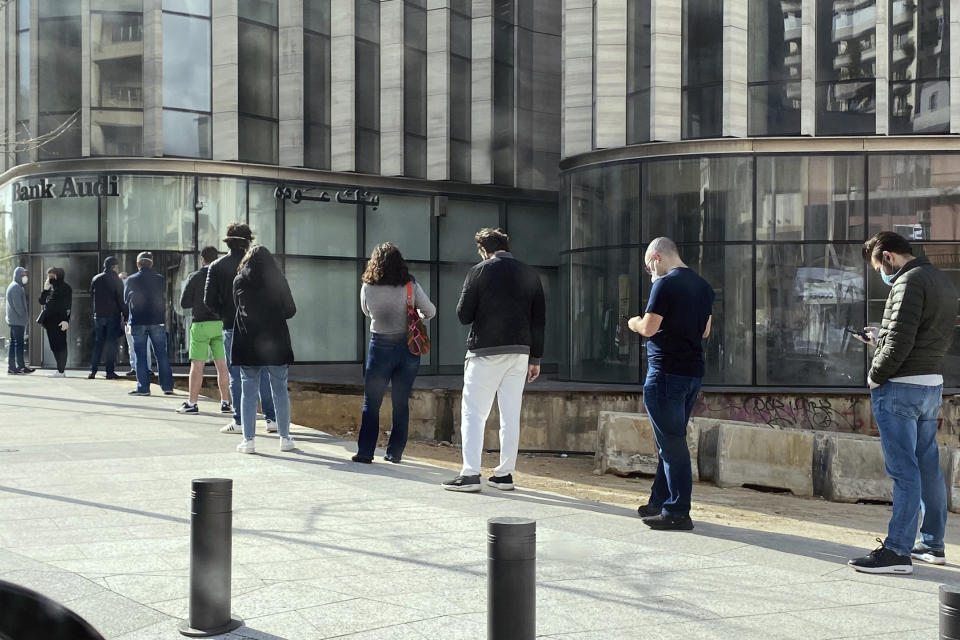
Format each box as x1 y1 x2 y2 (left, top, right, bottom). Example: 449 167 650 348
220 422 242 434
47 371 65 378
236 438 255 454
280 436 295 452
265 419 277 433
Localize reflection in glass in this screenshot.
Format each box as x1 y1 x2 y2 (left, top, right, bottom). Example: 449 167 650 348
35 195 99 251
493 1 514 185
162 13 210 112
890 0 950 133
438 264 470 366
627 0 651 144
757 155 865 241
869 155 960 240
405 2 427 178
570 165 639 250
284 198 358 257
239 0 277 25
163 110 211 158
365 194 431 260
17 0 29 165
162 0 209 15
91 7 144 156
248 182 278 252
38 14 82 159
239 19 278 164
286 258 359 361
356 0 380 174
816 1 876 135
509 203 559 267
757 244 866 386
748 0 801 135
197 178 247 250
103 176 195 250
439 200 500 262
644 157 753 243
682 0 723 139
305 12 331 169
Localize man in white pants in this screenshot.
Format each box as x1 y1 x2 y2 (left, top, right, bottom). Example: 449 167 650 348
442 228 546 492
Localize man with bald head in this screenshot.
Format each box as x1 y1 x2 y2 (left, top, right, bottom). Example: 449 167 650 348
627 237 714 531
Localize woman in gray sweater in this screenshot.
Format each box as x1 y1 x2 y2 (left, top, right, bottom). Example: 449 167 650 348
353 243 436 463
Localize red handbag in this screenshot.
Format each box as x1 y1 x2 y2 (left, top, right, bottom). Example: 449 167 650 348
406 282 431 356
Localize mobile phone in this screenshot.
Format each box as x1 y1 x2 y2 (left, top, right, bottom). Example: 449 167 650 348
844 327 869 340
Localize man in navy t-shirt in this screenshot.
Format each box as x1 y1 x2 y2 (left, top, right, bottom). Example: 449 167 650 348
627 237 714 531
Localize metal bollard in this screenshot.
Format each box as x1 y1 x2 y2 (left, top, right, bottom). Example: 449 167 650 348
179 479 243 637
942 585 960 640
487 517 536 640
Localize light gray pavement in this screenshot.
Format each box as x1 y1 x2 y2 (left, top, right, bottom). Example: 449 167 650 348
1 373 958 640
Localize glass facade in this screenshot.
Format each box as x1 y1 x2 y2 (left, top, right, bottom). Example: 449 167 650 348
37 2 82 160
91 1 144 156
493 0 515 185
356 0 380 174
238 1 279 164
817 1 877 135
449 4 471 182
562 153 960 388
748 0 802 136
16 0 30 166
890 0 950 134
304 1 331 169
682 0 723 139
404 1 428 178
627 0 651 144
162 2 211 158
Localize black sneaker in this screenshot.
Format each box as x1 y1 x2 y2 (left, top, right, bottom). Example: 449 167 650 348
849 539 913 575
128 389 151 396
383 455 402 464
637 503 662 518
487 474 514 491
105 372 120 380
163 390 175 396
20 367 34 374
6 369 20 375
911 543 946 566
87 372 96 379
176 402 198 414
125 370 137 378
442 475 482 492
351 454 373 464
642 513 694 531
220 402 233 414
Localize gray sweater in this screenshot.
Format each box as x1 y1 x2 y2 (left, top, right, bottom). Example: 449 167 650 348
361 282 436 335
5 266 28 326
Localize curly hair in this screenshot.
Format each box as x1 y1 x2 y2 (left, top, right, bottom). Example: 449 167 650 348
362 242 413 286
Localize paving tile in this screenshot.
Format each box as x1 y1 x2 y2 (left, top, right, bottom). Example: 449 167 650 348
297 597 434 637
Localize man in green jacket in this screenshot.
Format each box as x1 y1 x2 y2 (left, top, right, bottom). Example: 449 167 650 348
849 231 959 575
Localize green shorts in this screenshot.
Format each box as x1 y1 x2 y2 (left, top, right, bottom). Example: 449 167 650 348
189 320 225 361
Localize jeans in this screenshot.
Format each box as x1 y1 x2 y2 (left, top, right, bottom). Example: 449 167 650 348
222 328 275 423
131 324 173 394
90 316 121 375
871 381 947 556
127 328 154 372
8 325 25 371
643 371 702 517
356 333 422 460
239 365 290 440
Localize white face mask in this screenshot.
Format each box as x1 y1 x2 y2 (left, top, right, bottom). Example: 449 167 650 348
20 275 27 285
650 273 659 284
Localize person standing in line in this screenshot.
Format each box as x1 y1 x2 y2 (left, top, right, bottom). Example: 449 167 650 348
88 257 125 380
120 270 154 378
442 228 545 493
38 268 72 377
176 246 232 414
6 266 34 375
124 252 174 396
204 223 277 435
230 246 297 454
628 237 714 531
352 243 436 464
848 232 958 575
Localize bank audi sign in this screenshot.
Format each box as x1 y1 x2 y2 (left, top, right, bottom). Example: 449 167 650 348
13 175 120 202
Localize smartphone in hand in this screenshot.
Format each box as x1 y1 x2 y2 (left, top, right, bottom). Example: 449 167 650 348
844 327 870 341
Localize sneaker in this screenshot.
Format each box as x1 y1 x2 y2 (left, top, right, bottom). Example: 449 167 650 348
351 454 373 463
442 475 482 492
48 371 66 378
383 455 402 464
849 539 913 575
220 402 233 414
911 543 946 566
176 402 198 414
642 513 694 531
265 419 277 433
105 372 120 380
87 372 96 379
236 438 256 454
6 369 20 375
128 389 150 396
637 503 662 518
125 370 137 378
20 367 35 374
220 422 242 434
163 390 175 396
487 474 515 491
280 437 295 452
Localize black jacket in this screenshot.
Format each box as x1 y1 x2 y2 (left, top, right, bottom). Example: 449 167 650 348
230 251 297 366
181 266 219 322
38 269 72 327
204 249 243 329
457 252 546 364
90 269 125 319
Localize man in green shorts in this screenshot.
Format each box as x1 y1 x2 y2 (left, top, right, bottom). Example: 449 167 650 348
177 246 231 414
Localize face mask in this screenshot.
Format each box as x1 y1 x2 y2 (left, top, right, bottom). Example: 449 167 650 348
20 276 27 285
650 273 660 284
880 259 897 286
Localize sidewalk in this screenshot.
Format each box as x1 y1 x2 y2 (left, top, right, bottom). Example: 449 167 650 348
0 372 958 639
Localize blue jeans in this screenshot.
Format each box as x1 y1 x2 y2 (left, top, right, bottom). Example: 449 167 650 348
90 316 121 375
8 325 25 371
239 365 290 440
222 328 275 424
356 333 421 460
643 371 702 517
871 381 947 556
131 324 173 394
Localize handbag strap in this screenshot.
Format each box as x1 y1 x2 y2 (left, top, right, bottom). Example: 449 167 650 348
406 282 414 310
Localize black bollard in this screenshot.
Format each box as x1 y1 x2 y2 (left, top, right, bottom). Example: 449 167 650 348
942 585 960 640
179 479 243 637
487 517 536 640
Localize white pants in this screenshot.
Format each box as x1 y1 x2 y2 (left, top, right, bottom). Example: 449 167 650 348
460 353 529 477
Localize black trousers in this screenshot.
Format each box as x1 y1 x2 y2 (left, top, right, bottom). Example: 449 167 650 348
45 324 67 373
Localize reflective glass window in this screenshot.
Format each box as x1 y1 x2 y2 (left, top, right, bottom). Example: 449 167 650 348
509 203 559 266
493 3 514 185
404 2 428 178
197 177 247 251
356 4 380 175
890 0 950 134
439 199 500 262
163 110 211 158
239 19 278 164
869 155 960 241
304 12 331 170
162 0 209 15
239 0 277 26
438 264 472 365
627 0 651 144
32 193 99 252
248 182 278 252
91 6 144 156
748 0 802 136
570 165 640 250
816 1 877 135
365 194 431 261
162 14 210 112
682 0 723 139
284 197 358 257
238 116 279 166
757 155 866 241
286 258 359 361
304 1 330 33
450 7 471 182
102 176 196 250
38 13 82 159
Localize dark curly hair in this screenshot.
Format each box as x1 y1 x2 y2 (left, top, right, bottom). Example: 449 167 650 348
362 242 413 286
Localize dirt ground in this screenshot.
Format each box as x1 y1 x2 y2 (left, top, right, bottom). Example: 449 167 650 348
326 425 960 560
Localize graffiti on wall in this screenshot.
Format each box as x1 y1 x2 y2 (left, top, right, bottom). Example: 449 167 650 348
693 394 869 434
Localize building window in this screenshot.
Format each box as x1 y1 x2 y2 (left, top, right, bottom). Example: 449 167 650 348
304 1 331 169
889 0 950 134
16 0 30 165
450 3 471 181
816 1 877 135
37 2 82 160
404 1 427 178
682 0 723 139
748 0 801 136
91 1 144 156
356 0 380 174
162 1 211 158
626 0 651 144
493 0 515 185
238 2 279 164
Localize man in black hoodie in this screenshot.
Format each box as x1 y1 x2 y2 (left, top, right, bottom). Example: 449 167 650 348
88 256 125 379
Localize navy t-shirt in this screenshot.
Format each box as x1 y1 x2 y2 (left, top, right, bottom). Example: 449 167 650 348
645 267 715 378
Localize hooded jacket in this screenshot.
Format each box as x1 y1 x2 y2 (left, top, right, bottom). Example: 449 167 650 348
181 265 219 323
204 248 245 330
5 266 28 326
38 268 72 326
124 266 166 326
230 249 296 367
90 258 126 319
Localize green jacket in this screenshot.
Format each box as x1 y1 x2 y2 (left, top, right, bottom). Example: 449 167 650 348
870 256 959 385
